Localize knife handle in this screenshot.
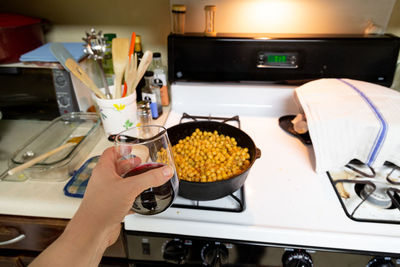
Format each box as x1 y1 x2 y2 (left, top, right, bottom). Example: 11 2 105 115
65 58 107 99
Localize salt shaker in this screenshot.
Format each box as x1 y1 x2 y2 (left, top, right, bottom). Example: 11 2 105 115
137 100 153 127
172 5 186 34
204 5 216 36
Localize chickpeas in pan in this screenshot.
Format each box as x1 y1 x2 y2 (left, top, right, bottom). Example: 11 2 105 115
166 128 250 182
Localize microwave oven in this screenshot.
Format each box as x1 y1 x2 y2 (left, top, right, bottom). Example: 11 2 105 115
0 62 96 120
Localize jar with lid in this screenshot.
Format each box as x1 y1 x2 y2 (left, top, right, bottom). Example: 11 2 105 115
204 5 216 36
141 71 162 119
172 5 186 34
149 52 169 106
137 100 152 127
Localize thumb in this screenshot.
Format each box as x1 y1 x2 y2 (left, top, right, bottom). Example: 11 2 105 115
123 165 174 195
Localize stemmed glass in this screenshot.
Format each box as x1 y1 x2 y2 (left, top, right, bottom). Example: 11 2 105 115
114 125 178 215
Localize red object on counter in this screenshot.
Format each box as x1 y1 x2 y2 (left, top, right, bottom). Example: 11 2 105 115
0 13 45 63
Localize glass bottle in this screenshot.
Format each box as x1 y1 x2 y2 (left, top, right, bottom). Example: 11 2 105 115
102 33 117 85
141 71 162 119
149 52 169 106
135 35 144 102
134 35 144 61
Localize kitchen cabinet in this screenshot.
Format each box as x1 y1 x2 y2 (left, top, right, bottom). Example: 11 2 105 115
0 215 128 266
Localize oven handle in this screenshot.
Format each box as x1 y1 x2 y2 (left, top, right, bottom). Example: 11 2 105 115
0 233 26 246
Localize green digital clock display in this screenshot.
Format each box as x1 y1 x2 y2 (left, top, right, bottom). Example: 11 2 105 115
257 52 298 69
267 55 287 63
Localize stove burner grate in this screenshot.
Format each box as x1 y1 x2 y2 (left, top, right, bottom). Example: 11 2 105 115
329 161 400 224
172 186 246 212
171 113 246 213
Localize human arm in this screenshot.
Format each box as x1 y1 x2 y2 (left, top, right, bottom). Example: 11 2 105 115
30 146 173 267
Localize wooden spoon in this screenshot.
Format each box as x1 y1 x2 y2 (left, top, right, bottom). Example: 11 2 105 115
7 136 84 176
112 38 130 99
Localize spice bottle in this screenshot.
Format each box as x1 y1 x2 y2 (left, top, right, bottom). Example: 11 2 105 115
204 5 217 36
103 33 117 85
141 71 162 119
149 52 169 106
172 5 186 34
137 100 153 126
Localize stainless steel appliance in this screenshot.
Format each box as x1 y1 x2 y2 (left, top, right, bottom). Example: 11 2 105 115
0 63 92 120
123 33 400 266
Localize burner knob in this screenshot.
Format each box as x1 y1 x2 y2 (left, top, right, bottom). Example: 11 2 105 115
163 239 188 264
201 243 229 267
366 257 395 267
282 250 313 267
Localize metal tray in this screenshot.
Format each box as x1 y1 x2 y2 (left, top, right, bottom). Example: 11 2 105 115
6 112 100 182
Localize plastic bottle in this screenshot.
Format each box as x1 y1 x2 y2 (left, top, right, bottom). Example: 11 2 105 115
103 33 117 86
141 71 162 119
149 52 169 106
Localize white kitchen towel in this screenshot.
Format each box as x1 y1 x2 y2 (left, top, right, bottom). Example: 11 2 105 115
294 78 400 173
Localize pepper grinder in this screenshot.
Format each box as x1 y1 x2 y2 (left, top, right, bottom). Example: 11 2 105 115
204 5 217 37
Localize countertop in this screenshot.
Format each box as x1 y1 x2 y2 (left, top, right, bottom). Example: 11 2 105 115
0 107 170 219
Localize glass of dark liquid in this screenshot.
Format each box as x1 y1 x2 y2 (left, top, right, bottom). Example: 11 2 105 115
114 125 178 215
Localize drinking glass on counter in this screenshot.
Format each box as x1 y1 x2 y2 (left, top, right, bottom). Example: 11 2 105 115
114 125 178 215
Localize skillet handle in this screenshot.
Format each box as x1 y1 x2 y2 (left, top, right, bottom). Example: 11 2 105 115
255 148 261 159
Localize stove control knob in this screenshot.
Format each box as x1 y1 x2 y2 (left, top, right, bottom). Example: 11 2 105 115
201 243 228 267
366 257 395 267
163 239 188 264
282 250 313 267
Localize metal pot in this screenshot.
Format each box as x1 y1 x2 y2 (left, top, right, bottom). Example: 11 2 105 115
167 121 261 200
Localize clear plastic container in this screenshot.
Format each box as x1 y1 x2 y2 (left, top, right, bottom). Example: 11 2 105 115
7 112 101 182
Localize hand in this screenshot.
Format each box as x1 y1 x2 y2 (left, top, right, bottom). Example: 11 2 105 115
73 146 174 246
30 146 174 267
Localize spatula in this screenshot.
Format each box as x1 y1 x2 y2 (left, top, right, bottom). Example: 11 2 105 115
122 32 136 98
112 38 130 99
124 54 137 97
7 136 84 176
130 50 153 95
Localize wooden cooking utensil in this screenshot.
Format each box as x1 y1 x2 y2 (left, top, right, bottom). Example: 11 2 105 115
131 50 153 94
65 59 107 99
123 32 136 98
7 136 84 176
124 54 137 97
50 43 107 99
112 38 130 99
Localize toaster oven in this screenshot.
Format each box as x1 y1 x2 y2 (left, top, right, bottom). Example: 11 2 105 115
0 62 95 120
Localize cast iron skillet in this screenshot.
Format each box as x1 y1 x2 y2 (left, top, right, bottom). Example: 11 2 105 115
167 121 261 201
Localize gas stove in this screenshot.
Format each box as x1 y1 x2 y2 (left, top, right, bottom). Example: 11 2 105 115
124 82 400 266
123 34 400 267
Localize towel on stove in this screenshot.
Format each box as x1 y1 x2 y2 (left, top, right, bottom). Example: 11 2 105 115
294 78 400 173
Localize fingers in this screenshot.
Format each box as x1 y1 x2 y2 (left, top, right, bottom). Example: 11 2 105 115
123 165 174 194
116 157 141 176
